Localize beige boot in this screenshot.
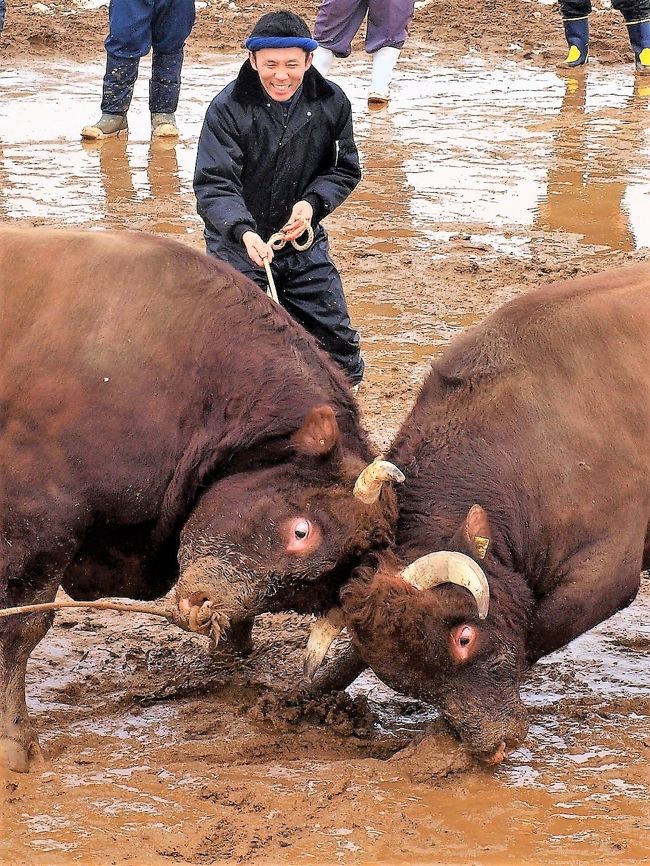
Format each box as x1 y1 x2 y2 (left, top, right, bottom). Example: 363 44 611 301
151 112 179 138
81 113 128 140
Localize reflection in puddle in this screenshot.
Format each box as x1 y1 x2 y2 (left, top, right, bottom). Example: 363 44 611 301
378 61 650 250
1 56 648 243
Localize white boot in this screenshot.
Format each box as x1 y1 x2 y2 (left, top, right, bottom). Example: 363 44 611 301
368 46 401 107
312 46 335 77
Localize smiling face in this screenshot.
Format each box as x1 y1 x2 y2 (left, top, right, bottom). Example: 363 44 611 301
249 47 312 102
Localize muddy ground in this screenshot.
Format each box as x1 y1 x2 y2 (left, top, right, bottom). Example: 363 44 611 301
1 1 650 864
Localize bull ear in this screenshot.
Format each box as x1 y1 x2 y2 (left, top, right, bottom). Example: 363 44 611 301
291 405 340 456
463 504 491 560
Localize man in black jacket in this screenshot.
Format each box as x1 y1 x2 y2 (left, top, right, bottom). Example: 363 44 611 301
193 11 364 388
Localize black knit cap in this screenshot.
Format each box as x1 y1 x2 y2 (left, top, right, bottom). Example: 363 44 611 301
248 10 313 40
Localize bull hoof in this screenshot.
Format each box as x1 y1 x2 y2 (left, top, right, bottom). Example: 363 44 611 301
0 736 44 773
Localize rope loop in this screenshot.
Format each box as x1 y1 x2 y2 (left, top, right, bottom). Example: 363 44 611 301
268 220 314 252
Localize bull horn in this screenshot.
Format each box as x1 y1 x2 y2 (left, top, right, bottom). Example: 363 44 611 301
353 458 405 504
401 551 490 619
303 606 345 681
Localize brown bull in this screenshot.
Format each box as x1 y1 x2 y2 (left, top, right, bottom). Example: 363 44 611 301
307 263 650 764
0 227 404 772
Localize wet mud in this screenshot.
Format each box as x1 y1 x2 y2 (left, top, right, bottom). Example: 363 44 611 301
1 2 650 863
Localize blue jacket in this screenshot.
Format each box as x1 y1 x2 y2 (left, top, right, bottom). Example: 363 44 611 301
194 61 362 248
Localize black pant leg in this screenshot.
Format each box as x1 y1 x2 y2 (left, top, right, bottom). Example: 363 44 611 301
275 234 364 385
611 0 650 20
558 0 592 17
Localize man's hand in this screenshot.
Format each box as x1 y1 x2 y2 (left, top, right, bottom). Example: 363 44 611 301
242 231 273 268
281 201 314 242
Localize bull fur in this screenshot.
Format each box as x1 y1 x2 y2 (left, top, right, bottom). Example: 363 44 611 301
332 264 650 761
0 226 399 772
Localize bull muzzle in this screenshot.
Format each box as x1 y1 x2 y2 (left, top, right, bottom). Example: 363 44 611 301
174 556 250 644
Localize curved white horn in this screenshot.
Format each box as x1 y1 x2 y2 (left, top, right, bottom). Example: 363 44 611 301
353 458 405 504
401 551 490 620
303 607 345 681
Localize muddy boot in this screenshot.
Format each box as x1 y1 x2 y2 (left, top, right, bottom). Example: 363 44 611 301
368 46 400 108
627 20 650 74
80 113 128 140
312 46 336 76
151 112 179 138
558 17 589 68
81 53 138 139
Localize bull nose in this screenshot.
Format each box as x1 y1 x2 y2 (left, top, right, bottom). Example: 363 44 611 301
178 590 211 616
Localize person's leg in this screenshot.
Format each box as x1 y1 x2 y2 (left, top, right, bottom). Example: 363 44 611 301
0 0 7 33
100 54 141 115
150 0 196 134
613 0 650 73
275 236 364 386
365 0 414 106
313 0 369 61
557 0 591 68
82 0 154 139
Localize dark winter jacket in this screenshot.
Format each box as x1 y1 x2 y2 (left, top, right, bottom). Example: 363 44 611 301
193 60 361 248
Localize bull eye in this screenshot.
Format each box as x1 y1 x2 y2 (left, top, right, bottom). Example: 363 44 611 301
293 519 311 540
449 623 478 663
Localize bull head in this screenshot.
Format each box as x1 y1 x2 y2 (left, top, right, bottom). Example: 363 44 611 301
303 550 490 680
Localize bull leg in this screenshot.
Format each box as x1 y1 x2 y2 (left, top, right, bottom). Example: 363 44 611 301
309 644 367 693
0 609 54 772
1 539 71 773
527 543 642 664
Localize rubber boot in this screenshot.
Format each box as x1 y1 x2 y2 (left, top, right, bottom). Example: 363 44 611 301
558 17 589 68
151 113 179 138
312 46 335 77
80 113 128 140
81 53 138 139
368 46 400 108
149 51 183 137
627 20 650 75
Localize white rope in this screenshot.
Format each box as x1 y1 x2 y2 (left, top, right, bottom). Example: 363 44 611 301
264 219 315 303
0 599 173 620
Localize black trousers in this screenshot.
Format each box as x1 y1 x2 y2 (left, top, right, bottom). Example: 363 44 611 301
205 228 365 386
560 0 650 20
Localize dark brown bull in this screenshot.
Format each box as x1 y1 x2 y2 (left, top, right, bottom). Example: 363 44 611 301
0 226 404 773
306 264 650 764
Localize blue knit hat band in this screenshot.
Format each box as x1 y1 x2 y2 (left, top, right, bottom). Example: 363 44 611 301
245 36 318 51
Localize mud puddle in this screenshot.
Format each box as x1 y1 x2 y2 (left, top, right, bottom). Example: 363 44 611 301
2 578 649 865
